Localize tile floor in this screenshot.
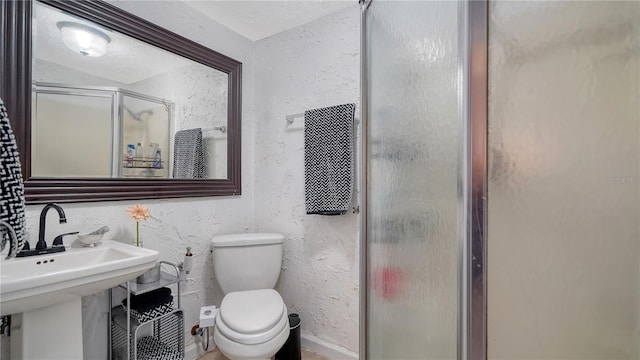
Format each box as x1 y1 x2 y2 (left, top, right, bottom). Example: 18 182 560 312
197 349 327 360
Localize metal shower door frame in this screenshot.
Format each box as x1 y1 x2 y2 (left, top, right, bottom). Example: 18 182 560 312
116 89 175 178
358 0 488 359
462 1 488 359
32 83 175 179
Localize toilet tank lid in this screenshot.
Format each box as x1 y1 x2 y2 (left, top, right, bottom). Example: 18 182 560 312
211 233 284 247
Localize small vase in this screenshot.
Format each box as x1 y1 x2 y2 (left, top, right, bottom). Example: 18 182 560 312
137 262 161 284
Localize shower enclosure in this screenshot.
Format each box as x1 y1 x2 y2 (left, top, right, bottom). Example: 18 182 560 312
32 83 172 178
361 1 640 359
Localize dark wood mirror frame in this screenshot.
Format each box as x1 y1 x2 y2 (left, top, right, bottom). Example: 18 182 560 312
1 0 242 204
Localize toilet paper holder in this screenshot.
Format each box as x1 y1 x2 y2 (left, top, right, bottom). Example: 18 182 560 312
178 247 193 275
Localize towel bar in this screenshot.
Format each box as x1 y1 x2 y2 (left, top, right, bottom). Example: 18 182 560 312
286 113 360 127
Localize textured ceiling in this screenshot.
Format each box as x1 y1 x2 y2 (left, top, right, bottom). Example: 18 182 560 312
183 1 354 41
35 1 354 84
35 2 193 85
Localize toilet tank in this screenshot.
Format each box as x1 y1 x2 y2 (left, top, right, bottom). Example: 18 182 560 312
211 233 284 294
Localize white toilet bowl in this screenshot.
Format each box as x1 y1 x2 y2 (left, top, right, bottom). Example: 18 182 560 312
213 289 290 360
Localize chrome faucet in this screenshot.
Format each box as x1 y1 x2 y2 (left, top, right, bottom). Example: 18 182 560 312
0 220 19 259
37 203 67 250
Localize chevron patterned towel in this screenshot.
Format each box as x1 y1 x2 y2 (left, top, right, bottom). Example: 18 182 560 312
173 128 205 179
136 336 183 360
125 301 174 324
304 104 355 215
0 98 26 257
122 287 174 323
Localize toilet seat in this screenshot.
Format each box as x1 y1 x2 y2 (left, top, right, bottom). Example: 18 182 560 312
214 321 290 360
216 289 288 345
217 306 288 345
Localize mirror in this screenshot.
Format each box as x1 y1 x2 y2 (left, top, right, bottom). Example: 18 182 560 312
33 1 229 179
1 0 242 203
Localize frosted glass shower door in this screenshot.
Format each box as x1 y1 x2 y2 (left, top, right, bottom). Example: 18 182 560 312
366 1 461 359
32 91 114 177
488 1 640 358
121 94 170 178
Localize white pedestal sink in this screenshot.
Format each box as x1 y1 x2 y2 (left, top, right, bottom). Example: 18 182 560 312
0 241 159 359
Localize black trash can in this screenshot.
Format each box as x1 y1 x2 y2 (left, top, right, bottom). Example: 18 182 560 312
275 313 301 360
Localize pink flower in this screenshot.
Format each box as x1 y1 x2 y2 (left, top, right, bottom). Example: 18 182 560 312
127 204 150 222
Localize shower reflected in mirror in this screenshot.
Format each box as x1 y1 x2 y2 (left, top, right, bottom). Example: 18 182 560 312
32 1 229 180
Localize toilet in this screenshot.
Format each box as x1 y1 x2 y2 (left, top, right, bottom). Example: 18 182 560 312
211 233 290 360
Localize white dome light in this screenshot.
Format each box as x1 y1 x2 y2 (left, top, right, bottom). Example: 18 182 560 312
57 21 111 57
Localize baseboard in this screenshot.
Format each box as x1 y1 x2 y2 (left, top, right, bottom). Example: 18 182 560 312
301 334 358 360
186 335 216 360
186 343 198 360
186 332 358 360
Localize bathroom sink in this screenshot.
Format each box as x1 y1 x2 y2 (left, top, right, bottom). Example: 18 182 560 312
0 240 159 315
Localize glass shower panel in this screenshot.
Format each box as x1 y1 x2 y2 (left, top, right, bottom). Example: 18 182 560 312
32 92 113 177
121 94 170 178
488 1 640 358
366 1 460 359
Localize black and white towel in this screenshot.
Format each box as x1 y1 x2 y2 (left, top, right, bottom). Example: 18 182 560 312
0 98 26 257
173 129 205 179
136 336 183 360
122 287 173 323
126 301 174 324
304 104 355 215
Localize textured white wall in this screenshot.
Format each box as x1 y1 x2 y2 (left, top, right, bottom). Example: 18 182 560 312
24 1 256 358
254 6 360 352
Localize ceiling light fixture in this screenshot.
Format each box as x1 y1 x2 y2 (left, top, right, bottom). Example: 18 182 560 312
56 21 111 57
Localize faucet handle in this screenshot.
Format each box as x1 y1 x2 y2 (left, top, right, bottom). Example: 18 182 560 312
52 232 79 247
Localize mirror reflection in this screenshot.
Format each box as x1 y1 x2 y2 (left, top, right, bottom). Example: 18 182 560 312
32 1 229 179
